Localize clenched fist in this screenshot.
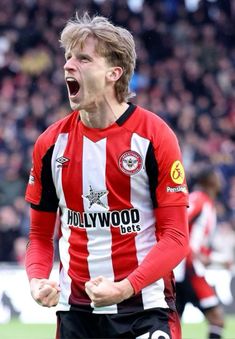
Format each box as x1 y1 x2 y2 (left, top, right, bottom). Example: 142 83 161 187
85 276 134 307
30 278 61 307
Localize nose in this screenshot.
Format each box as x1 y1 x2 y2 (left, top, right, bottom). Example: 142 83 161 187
64 57 77 71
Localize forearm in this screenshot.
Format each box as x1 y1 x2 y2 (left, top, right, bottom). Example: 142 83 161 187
26 238 54 280
25 208 57 280
127 206 189 294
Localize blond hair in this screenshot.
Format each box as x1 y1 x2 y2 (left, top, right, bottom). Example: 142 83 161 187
60 12 136 102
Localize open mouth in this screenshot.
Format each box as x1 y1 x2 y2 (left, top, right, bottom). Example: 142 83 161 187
66 77 80 96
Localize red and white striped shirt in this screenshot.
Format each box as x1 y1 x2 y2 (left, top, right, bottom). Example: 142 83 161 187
188 191 216 265
25 104 188 313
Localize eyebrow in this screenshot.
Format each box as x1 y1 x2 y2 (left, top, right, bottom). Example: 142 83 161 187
65 51 93 61
77 53 93 60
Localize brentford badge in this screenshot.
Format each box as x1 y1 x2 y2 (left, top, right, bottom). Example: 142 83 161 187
119 150 143 175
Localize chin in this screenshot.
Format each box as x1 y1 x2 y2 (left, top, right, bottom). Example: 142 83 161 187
69 100 80 111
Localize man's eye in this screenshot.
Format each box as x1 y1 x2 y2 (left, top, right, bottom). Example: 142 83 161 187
79 56 90 62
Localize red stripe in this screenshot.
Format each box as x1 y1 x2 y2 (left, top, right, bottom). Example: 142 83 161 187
168 310 182 339
55 315 60 339
191 275 216 299
106 132 139 281
163 272 176 307
62 128 90 304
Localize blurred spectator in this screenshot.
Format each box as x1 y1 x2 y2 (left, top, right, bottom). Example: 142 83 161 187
0 205 21 262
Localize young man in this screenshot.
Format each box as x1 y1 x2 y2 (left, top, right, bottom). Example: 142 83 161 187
175 167 225 339
25 13 189 339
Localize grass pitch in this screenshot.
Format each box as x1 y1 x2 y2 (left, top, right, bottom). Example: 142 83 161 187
182 316 235 338
0 316 235 339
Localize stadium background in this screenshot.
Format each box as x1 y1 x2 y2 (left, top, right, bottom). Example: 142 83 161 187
0 0 235 338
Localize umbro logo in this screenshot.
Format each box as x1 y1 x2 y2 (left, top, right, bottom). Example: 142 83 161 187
56 156 70 167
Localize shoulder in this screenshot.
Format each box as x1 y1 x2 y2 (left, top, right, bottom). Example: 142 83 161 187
135 105 168 126
41 110 78 140
34 111 79 155
129 105 177 142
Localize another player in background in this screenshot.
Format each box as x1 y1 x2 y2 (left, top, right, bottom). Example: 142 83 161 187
175 166 225 339
25 12 189 339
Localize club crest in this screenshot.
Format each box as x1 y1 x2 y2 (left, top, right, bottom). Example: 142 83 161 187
119 150 143 175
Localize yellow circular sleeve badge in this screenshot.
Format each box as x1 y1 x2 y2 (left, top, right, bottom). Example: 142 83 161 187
170 160 185 184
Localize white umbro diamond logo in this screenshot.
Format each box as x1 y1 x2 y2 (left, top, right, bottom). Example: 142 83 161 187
56 156 70 164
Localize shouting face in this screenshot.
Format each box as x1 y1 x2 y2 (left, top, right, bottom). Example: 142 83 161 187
64 36 115 112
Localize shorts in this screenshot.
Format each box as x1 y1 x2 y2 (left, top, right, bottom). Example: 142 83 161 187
176 273 220 316
56 307 181 339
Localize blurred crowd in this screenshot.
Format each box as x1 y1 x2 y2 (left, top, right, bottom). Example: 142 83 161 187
0 0 235 264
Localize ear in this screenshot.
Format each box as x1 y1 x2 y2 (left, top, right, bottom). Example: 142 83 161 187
106 66 123 82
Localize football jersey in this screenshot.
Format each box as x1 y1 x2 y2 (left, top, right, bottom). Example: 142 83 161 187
188 191 216 255
175 191 219 309
25 103 188 314
174 191 217 281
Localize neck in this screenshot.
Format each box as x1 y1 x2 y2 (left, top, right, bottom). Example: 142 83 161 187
80 99 129 129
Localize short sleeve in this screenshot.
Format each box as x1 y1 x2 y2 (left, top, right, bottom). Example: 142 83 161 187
25 135 58 211
154 122 188 207
25 137 44 205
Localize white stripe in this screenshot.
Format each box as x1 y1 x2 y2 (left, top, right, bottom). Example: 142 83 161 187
130 133 168 309
190 202 216 275
82 136 117 314
174 259 186 282
51 133 72 310
200 295 219 308
209 325 223 335
190 202 216 253
136 333 149 339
